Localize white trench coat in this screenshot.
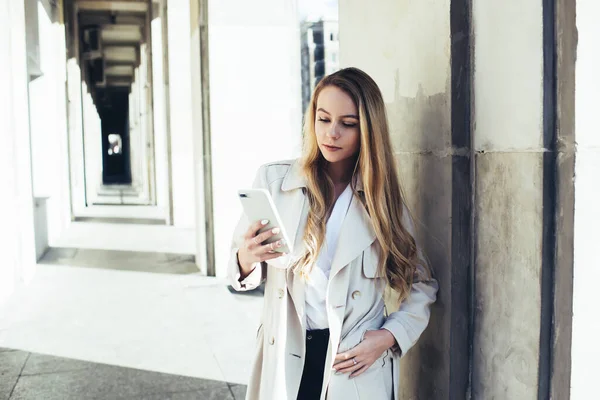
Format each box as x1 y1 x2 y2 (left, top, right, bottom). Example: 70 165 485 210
228 160 438 400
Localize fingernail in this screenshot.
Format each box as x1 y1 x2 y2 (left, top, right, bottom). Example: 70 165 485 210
272 228 280 234
261 219 269 225
278 239 285 246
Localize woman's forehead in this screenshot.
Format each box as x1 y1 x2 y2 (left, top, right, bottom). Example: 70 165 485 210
316 86 358 116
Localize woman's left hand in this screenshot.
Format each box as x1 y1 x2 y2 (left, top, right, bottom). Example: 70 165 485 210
333 329 396 378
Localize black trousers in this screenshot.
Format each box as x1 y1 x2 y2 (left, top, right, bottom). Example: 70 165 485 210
297 329 330 400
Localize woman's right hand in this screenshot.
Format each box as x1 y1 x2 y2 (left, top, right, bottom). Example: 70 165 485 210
237 219 286 276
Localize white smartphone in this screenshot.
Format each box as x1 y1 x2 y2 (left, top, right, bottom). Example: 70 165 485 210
237 188 292 254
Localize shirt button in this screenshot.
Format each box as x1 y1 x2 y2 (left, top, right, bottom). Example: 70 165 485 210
277 289 284 299
269 337 275 345
352 290 361 299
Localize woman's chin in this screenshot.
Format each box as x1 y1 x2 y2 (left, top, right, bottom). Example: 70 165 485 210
319 151 348 164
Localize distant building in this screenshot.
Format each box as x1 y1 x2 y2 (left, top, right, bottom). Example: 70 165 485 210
300 20 339 117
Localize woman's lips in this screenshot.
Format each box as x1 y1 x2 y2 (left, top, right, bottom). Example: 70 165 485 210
323 144 342 151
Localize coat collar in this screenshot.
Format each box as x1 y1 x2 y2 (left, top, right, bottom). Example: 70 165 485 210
281 159 365 193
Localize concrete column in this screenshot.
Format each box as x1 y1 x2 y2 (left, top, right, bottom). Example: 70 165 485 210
472 0 575 398
339 0 469 398
472 0 545 397
167 0 196 230
341 0 577 398
552 0 576 398
0 0 37 304
189 0 209 274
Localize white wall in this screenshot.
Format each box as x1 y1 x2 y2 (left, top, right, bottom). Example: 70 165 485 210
209 0 303 277
0 0 37 305
151 15 171 222
167 0 196 229
27 3 71 256
571 2 600 398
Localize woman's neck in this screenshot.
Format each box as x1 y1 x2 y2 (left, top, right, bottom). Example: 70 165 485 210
326 157 357 186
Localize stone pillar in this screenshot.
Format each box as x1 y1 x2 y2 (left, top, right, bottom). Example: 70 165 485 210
340 0 576 398
472 0 575 398
339 0 470 398
471 1 545 398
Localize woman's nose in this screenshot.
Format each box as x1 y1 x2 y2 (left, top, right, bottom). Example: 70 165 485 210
326 123 341 139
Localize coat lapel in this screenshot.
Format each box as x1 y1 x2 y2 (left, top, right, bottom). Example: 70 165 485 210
279 160 377 330
329 193 377 279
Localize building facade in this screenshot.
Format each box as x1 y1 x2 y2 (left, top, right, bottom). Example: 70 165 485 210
1 0 598 398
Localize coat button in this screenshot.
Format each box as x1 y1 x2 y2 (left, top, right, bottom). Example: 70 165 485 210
277 289 284 299
269 337 275 345
352 290 361 299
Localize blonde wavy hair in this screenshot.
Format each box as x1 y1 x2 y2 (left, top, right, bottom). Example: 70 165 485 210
296 67 428 301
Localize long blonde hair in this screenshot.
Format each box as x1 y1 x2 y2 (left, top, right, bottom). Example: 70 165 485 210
297 67 427 301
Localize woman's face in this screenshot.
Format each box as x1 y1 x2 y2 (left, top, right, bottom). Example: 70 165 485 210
314 86 361 164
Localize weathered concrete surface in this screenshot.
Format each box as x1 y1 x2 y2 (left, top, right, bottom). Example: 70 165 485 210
472 1 544 152
552 0 576 397
396 154 451 400
340 0 457 398
473 152 543 399
472 0 549 398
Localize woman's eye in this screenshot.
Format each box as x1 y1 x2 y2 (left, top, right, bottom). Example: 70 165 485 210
318 118 330 123
343 123 357 127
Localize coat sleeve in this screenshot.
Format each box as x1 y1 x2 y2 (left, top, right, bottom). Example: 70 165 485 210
227 165 269 291
381 208 439 357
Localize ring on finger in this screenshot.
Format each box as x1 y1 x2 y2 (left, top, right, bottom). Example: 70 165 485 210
352 358 357 366
253 237 259 245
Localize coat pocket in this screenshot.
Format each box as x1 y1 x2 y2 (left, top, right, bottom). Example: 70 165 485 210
362 243 380 279
351 355 393 399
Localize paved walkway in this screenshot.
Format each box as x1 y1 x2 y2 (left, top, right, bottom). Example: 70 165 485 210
0 248 263 400
0 347 245 399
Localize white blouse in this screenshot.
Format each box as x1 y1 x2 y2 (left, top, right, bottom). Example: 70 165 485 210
305 184 353 330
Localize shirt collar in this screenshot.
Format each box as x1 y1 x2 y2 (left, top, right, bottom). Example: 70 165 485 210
281 159 365 193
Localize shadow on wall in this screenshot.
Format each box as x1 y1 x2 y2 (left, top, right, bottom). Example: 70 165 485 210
388 70 452 399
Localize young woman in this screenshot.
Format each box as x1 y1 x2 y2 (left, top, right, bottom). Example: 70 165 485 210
228 67 438 400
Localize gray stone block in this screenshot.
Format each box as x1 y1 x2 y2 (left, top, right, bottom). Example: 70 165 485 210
21 353 94 376
0 350 29 400
387 90 451 153
9 364 230 400
39 248 198 275
473 151 544 399
229 384 247 400
394 153 453 399
0 348 17 353
134 387 234 400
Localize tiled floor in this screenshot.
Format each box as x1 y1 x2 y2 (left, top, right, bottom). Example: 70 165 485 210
0 249 264 399
0 347 246 400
